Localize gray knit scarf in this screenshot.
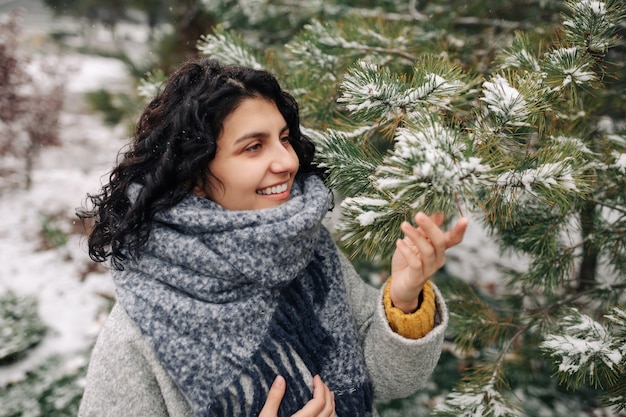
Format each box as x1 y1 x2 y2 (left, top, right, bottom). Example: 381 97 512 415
112 174 373 417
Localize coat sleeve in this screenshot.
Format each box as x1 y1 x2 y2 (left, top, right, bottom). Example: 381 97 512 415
337 250 449 401
78 304 194 417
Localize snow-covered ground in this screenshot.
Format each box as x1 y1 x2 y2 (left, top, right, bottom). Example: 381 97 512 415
0 1 137 385
0 52 130 386
0 0 520 390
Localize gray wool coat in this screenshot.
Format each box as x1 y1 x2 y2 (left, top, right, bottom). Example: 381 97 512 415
78 250 449 417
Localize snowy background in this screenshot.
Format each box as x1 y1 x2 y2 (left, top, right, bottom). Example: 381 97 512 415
0 0 524 400
0 0 136 388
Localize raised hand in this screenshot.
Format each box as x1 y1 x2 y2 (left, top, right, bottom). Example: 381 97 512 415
259 375 335 417
390 212 467 313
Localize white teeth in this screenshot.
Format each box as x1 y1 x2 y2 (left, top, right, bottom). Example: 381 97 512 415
257 183 288 195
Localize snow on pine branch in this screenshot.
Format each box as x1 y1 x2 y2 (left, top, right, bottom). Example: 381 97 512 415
562 0 622 54
499 33 541 72
137 70 167 101
338 59 467 126
341 196 391 228
304 127 382 197
495 160 578 196
480 75 531 128
302 20 350 49
285 38 338 79
540 307 625 389
197 28 264 70
337 190 406 260
490 134 592 204
375 118 488 214
544 47 597 90
609 151 626 173
303 20 409 55
433 381 521 417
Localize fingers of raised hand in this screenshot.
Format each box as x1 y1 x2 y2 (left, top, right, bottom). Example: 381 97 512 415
410 212 469 250
414 212 447 253
400 214 445 269
444 216 469 248
396 236 425 272
429 212 445 227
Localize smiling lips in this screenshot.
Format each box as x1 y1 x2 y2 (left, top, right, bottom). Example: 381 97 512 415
256 182 288 195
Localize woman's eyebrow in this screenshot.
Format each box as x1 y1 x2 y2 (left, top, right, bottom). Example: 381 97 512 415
233 125 289 145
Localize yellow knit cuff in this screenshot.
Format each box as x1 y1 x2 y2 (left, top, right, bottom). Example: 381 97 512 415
383 278 436 340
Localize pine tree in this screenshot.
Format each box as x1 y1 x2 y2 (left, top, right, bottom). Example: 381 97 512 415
191 0 626 414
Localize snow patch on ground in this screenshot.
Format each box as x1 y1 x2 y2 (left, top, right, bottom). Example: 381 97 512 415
0 53 122 387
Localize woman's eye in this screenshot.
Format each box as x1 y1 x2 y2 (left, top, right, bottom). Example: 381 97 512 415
280 136 291 144
245 143 261 152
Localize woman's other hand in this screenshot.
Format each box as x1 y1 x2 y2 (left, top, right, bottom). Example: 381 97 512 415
259 375 335 417
390 212 468 313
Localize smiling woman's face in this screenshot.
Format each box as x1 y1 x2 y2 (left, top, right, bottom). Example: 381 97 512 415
195 97 300 211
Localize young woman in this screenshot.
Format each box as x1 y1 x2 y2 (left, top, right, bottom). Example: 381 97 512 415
77 57 467 417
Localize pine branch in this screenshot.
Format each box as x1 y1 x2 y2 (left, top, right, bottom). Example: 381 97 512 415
136 69 167 101
288 16 418 63
543 46 599 94
338 57 471 131
337 193 408 261
454 16 535 31
562 0 626 55
527 285 604 318
375 116 486 214
197 26 264 70
604 376 626 413
301 20 419 62
432 363 522 417
476 71 550 137
498 32 542 72
304 128 382 197
540 307 625 392
441 278 525 354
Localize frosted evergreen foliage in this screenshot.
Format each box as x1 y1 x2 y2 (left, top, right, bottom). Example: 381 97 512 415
541 308 625 393
339 59 468 124
377 122 488 207
480 75 531 128
303 19 412 56
562 0 620 53
285 38 338 80
0 354 87 417
495 160 578 195
305 128 382 198
200 0 324 29
0 291 46 362
433 382 521 417
136 70 167 102
544 47 597 89
304 20 347 49
137 78 159 101
197 28 263 70
499 33 541 72
609 150 626 173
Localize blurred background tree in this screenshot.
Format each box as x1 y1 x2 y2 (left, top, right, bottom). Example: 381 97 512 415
0 10 65 190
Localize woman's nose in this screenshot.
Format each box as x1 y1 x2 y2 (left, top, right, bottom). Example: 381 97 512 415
269 141 299 173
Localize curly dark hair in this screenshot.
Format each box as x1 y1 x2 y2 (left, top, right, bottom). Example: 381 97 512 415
78 57 323 269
